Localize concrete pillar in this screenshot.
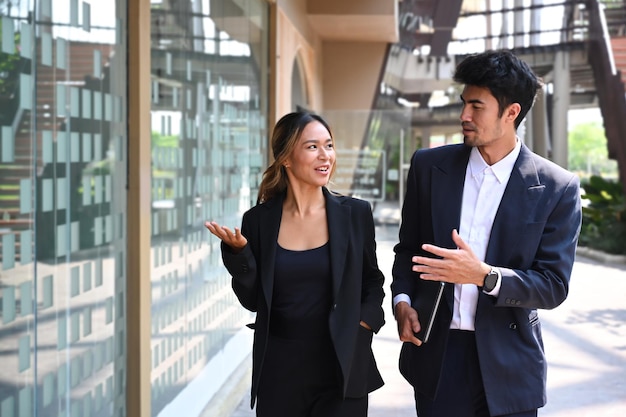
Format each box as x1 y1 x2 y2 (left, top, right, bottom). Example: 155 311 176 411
514 0 525 48
551 51 570 168
420 126 431 149
517 118 527 143
530 0 543 47
531 88 550 158
500 0 511 49
524 113 534 151
485 0 493 50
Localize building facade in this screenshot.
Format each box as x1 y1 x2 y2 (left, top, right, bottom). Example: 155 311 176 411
0 0 398 416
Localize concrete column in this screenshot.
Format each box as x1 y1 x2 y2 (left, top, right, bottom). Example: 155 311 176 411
514 0 525 48
530 0 543 47
485 0 493 50
500 0 511 49
420 126 431 149
524 113 534 151
531 88 550 158
518 118 528 144
551 51 570 168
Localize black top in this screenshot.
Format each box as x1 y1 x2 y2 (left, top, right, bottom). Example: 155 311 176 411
270 242 332 339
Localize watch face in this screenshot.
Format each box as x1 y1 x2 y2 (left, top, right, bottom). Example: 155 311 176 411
485 271 498 291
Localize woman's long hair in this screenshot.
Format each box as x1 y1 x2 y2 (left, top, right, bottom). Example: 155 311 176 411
257 111 333 203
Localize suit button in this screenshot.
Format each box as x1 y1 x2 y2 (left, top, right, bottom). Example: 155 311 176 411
515 300 521 306
509 323 517 330
332 304 337 310
505 298 512 304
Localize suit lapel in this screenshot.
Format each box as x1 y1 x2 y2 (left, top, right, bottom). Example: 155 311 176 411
258 195 283 308
431 145 470 248
325 188 351 301
486 145 543 264
431 145 470 310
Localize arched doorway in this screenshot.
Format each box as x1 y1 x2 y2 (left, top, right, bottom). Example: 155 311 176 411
291 52 309 111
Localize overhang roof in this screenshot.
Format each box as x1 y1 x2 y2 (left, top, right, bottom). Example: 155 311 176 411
306 0 399 42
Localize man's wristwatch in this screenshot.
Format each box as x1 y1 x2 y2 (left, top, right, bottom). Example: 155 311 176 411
483 267 499 293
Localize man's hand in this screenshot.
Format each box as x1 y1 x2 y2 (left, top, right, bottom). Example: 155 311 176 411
395 301 423 346
412 229 490 286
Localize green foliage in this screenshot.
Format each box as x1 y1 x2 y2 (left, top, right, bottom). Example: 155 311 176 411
568 122 618 179
580 175 626 255
152 131 179 148
0 18 21 97
83 157 112 176
151 131 179 199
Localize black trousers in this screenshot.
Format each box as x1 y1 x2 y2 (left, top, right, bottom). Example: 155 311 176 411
256 333 367 417
414 330 538 417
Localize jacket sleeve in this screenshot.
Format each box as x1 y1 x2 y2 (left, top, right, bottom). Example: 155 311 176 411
496 170 582 309
221 212 259 312
391 150 424 305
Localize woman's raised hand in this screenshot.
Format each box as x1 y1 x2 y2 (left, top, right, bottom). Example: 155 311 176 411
204 221 248 252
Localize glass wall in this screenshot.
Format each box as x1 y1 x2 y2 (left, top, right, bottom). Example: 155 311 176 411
0 0 127 416
323 109 412 207
149 1 268 416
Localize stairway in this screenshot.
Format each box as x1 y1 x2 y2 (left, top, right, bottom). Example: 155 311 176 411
0 40 114 264
611 36 626 90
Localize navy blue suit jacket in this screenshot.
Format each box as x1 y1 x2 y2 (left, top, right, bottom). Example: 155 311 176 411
222 187 385 407
391 143 582 415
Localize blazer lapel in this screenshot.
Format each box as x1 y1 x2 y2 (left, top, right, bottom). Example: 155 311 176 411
431 146 470 247
258 195 283 308
485 144 543 264
325 188 351 301
431 145 470 310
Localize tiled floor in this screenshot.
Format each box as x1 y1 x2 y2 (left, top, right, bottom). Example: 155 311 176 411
227 211 626 417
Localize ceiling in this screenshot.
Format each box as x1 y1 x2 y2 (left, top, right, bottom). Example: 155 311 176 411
305 0 399 42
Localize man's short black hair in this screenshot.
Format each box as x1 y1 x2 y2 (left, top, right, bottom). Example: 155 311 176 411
453 50 544 129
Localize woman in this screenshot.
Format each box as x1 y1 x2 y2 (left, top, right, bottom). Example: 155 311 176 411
205 111 385 416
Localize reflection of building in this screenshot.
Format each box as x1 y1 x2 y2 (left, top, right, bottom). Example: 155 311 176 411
1 1 399 416
377 0 626 196
0 5 127 415
2 0 624 416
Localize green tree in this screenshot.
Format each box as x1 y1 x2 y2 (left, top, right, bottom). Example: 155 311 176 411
0 17 21 97
568 122 617 178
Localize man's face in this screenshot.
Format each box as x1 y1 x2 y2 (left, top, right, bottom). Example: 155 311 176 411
459 85 509 148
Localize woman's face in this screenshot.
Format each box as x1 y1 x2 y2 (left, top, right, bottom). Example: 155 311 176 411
284 120 335 189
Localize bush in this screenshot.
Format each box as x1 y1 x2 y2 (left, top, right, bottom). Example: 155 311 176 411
579 176 626 255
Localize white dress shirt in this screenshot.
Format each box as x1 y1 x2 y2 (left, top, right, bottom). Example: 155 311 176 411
451 140 520 330
394 140 521 331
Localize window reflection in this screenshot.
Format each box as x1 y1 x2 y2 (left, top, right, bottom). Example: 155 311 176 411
0 1 127 416
149 0 268 415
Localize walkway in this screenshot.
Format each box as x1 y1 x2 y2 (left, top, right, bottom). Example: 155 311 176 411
227 202 626 417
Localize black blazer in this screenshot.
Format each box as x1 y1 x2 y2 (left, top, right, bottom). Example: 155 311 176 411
222 187 385 407
392 143 582 416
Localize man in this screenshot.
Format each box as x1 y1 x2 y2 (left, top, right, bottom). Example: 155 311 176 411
391 50 582 417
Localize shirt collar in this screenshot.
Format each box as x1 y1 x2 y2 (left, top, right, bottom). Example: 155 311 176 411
468 139 522 183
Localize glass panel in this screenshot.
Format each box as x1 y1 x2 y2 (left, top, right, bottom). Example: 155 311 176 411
322 109 412 210
0 2 127 417
150 0 269 415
